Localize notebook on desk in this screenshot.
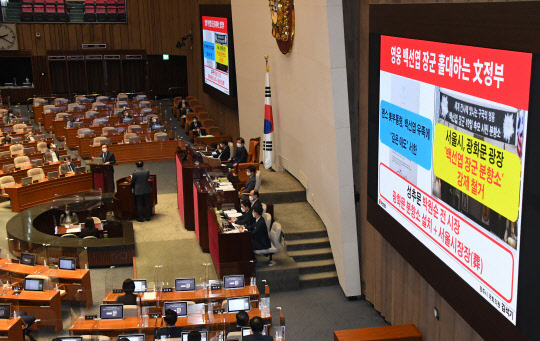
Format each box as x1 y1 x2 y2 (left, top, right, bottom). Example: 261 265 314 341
92 157 103 164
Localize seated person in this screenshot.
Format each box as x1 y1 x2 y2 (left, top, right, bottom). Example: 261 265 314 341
115 279 137 305
60 209 79 226
177 99 187 111
59 156 77 175
210 142 220 157
44 143 60 163
245 206 271 251
188 330 202 341
155 309 184 339
231 200 253 226
225 137 248 168
226 310 250 336
218 139 230 161
179 102 191 117
249 190 263 213
80 217 100 239
150 117 163 130
240 166 257 196
243 316 273 341
189 116 206 137
121 111 132 123
25 131 35 142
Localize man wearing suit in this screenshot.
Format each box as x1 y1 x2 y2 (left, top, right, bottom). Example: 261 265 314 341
115 279 138 305
99 144 116 165
226 137 248 168
44 142 60 163
240 165 257 196
218 139 231 162
246 206 271 251
232 200 253 226
131 160 152 222
250 190 263 213
225 310 249 337
243 316 273 341
59 156 77 175
155 309 184 339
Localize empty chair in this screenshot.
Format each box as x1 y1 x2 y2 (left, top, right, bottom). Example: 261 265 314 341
113 108 124 115
262 212 272 232
139 100 151 108
0 176 16 189
207 126 220 136
127 125 142 133
96 95 109 103
54 98 68 105
75 95 87 104
21 2 33 21
55 112 72 120
45 0 56 21
117 0 126 21
197 112 209 120
93 136 109 146
105 0 117 21
84 0 96 21
85 110 98 118
13 124 28 134
43 105 57 114
116 100 129 108
10 144 24 157
123 133 137 143
96 0 106 21
117 93 129 101
255 170 262 191
102 127 117 136
202 118 214 128
33 98 47 106
27 168 45 182
33 1 45 21
154 132 168 141
77 128 93 137
135 94 147 101
67 103 79 112
93 118 106 125
254 222 283 266
193 105 204 114
92 102 106 110
57 0 67 21
25 274 56 291
189 99 200 107
227 332 242 341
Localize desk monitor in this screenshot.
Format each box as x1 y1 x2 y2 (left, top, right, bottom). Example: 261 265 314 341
128 136 140 144
133 279 147 293
2 165 13 174
20 252 36 266
223 275 244 289
34 134 46 141
31 159 43 167
92 157 103 164
130 126 142 133
100 138 111 146
227 297 251 313
117 334 145 341
72 121 84 128
74 166 86 174
59 257 76 270
47 171 59 179
10 137 21 144
163 301 188 317
175 278 196 292
21 177 32 186
155 133 168 141
181 331 207 341
99 304 123 320
0 304 10 319
24 278 44 292
0 151 10 159
23 147 34 155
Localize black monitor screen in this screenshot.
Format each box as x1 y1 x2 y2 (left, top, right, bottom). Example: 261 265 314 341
59 258 76 271
117 334 145 341
223 275 244 289
0 304 10 319
20 252 36 266
163 301 188 317
175 278 196 292
182 331 207 341
99 304 123 320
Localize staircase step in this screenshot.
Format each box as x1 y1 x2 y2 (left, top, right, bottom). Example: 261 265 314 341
299 271 339 288
260 190 306 204
297 259 336 275
286 237 330 251
288 247 333 262
284 230 328 241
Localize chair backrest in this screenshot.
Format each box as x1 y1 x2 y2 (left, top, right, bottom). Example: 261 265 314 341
187 302 205 314
247 138 260 163
117 93 129 101
139 100 151 108
255 171 262 191
43 105 57 113
33 98 47 106
54 98 68 105
202 118 214 128
85 110 98 118
36 142 48 153
0 176 15 189
141 108 153 115
14 156 31 168
154 132 168 141
27 168 45 181
229 142 235 159
124 132 137 143
193 105 205 114
269 222 283 252
25 274 52 290
102 127 117 136
186 112 196 122
127 125 142 133
189 99 200 107
96 96 109 103
93 136 109 146
116 100 129 108
262 203 267 215
198 112 209 120
13 124 27 133
78 128 93 137
124 305 138 317
61 233 77 238
83 236 97 239
10 144 24 156
81 336 111 341
262 213 272 232
207 126 220 136
227 331 242 341
135 94 147 101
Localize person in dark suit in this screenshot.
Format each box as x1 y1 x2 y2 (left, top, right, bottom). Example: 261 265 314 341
155 309 184 339
187 330 202 341
218 139 231 161
115 279 138 305
226 137 248 168
231 200 253 226
189 116 206 138
59 156 77 175
246 206 271 251
240 166 257 196
225 310 249 337
80 217 100 238
99 144 116 165
131 160 152 222
243 316 273 341
249 190 263 213
44 142 60 163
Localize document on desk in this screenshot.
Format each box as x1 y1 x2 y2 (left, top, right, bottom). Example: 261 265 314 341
66 226 82 233
228 212 242 218
142 292 156 301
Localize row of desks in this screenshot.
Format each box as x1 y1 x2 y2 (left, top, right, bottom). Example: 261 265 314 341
64 122 152 148
85 139 179 164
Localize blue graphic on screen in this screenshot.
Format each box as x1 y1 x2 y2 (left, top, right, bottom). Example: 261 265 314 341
203 41 215 60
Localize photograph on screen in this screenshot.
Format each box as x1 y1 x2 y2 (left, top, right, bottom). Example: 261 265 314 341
376 35 531 325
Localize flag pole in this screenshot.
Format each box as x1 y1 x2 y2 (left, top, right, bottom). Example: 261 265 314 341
263 55 275 170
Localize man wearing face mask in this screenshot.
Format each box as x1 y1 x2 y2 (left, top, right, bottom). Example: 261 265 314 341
249 190 263 213
189 116 205 138
246 206 271 252
99 144 116 165
231 199 252 226
225 137 248 168
44 142 60 163
218 139 231 162
240 165 257 197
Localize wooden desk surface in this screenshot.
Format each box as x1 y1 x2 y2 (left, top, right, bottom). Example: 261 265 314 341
0 317 22 331
103 285 260 304
1 288 60 302
0 317 23 341
0 161 73 184
89 139 179 164
4 172 94 212
70 308 271 334
334 324 423 341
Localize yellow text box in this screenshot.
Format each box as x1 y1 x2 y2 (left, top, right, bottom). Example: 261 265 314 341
433 124 522 222
215 44 228 66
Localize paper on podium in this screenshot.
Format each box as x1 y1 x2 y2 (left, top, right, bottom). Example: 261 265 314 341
228 212 242 218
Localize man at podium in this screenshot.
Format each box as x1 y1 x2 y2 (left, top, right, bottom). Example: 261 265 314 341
99 144 116 165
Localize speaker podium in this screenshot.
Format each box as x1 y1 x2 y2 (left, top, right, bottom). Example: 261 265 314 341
89 163 115 193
